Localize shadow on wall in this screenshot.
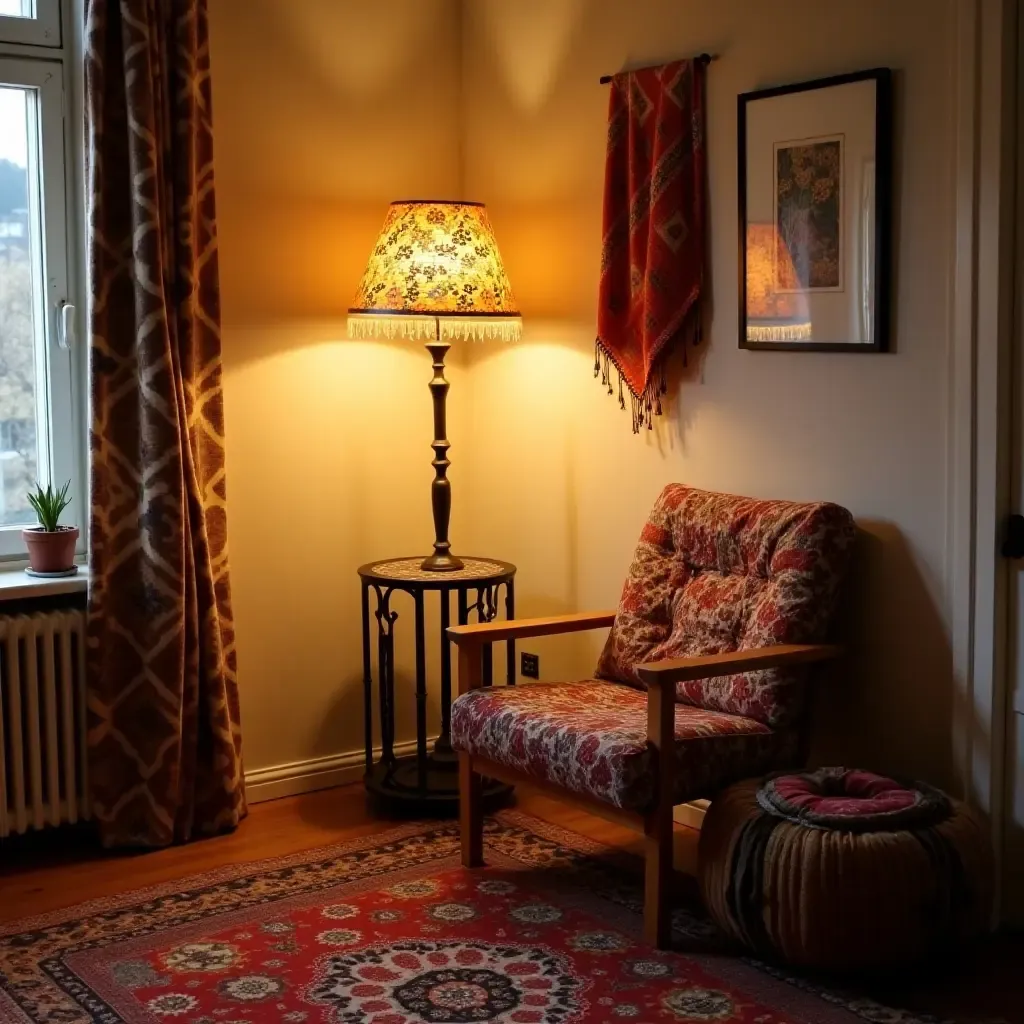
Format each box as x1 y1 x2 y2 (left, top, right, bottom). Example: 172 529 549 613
209 0 462 325
477 0 587 112
811 521 956 792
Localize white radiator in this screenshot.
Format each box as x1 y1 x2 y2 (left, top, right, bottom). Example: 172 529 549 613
0 610 89 838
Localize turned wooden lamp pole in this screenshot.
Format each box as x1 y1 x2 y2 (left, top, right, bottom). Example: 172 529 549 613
348 200 521 572
423 321 460 571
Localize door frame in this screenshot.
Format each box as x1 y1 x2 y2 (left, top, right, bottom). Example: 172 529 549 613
948 0 1018 921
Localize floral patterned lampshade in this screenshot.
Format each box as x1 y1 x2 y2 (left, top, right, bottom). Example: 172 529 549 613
745 223 812 343
348 201 522 342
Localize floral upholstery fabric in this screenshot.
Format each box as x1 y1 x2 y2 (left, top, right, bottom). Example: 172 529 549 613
350 202 518 316
451 681 797 812
596 485 856 728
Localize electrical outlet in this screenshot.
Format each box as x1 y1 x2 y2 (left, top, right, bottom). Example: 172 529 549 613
520 652 540 679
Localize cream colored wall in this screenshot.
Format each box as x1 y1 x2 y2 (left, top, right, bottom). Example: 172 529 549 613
209 0 467 779
460 0 960 789
209 0 963 794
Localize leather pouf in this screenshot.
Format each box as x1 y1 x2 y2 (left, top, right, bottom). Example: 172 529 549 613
698 768 993 971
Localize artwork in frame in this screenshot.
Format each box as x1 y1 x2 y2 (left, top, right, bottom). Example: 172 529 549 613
738 68 892 351
774 135 843 292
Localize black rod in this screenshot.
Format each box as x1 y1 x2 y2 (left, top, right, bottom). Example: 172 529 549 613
599 52 716 84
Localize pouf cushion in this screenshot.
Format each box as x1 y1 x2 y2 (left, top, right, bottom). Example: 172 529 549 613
699 768 993 972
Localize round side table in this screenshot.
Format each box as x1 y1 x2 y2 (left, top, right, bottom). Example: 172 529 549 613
358 555 516 814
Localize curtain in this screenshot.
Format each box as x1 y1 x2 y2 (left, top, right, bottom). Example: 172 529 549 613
85 0 245 847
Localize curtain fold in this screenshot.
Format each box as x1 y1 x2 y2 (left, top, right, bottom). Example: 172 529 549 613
85 0 245 847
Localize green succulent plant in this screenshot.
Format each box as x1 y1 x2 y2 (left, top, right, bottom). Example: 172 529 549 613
26 480 72 533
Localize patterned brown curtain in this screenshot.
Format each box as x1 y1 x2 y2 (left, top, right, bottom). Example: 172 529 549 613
85 0 245 847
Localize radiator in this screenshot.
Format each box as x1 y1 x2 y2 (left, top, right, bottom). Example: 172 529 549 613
0 610 89 838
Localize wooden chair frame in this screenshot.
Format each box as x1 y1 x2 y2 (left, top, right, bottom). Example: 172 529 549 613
448 611 840 949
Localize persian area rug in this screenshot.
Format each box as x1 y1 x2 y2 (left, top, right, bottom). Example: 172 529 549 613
0 812 954 1023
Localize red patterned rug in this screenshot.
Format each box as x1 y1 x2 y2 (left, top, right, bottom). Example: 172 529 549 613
0 812 960 1023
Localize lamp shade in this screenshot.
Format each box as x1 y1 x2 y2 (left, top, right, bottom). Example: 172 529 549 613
348 200 522 342
745 223 812 343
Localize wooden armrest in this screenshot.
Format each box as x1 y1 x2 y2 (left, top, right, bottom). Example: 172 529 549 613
636 643 841 687
448 610 616 647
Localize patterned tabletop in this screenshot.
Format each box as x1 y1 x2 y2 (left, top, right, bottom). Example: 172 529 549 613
358 556 516 585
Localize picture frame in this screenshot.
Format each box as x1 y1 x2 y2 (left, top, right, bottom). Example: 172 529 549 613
738 68 893 352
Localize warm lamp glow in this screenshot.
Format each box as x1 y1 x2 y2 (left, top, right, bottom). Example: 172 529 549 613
347 201 521 573
348 200 522 342
746 224 812 342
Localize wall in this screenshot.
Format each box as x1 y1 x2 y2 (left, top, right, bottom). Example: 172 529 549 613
208 0 964 796
208 0 467 787
460 0 960 789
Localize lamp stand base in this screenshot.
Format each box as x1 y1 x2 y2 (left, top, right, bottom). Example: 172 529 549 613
420 553 465 572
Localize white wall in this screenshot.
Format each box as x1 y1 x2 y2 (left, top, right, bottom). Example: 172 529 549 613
460 0 959 789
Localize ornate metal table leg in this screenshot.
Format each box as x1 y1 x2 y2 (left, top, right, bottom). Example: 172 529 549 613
373 585 398 769
359 558 515 814
506 579 516 686
414 589 427 792
362 581 373 776
435 587 453 757
479 585 496 687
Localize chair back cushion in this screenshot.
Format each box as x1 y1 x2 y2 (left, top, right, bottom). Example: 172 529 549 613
595 485 856 727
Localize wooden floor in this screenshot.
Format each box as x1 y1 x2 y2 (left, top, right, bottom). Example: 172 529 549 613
0 785 1020 1024
0 784 700 925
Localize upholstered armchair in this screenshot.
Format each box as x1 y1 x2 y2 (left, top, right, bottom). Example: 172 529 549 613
448 485 856 948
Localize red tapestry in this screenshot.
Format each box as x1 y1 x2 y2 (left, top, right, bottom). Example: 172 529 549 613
596 60 707 432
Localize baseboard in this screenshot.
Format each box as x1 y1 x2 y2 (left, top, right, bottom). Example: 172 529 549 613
247 749 712 824
673 800 708 831
245 740 419 804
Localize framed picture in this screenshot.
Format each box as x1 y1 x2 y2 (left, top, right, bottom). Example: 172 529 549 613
738 68 892 351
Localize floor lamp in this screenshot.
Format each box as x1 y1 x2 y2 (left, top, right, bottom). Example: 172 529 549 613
348 201 521 571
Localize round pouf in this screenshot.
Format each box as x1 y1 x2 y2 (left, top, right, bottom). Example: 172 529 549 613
698 768 993 972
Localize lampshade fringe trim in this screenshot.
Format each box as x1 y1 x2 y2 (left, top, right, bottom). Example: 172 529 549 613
348 315 521 343
746 322 814 342
439 318 522 343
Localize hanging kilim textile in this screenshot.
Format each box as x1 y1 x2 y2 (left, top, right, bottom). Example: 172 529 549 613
596 59 707 432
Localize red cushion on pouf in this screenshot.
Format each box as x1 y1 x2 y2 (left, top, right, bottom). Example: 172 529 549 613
758 767 950 829
699 768 993 972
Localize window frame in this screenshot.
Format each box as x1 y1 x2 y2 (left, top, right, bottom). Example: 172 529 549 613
0 0 60 49
0 0 84 561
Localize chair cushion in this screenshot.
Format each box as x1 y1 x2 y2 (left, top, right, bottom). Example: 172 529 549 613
450 680 797 812
596 485 856 728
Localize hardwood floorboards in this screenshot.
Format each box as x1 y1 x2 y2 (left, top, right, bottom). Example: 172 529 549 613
0 784 1020 1023
0 784 699 925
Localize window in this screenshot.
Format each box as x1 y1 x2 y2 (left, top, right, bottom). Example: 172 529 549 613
0 0 80 557
0 0 60 48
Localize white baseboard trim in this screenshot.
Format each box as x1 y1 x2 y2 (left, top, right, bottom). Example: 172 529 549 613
245 740 419 804
673 800 708 831
247 748 712 827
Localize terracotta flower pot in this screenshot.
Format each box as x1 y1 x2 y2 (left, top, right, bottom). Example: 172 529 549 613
22 526 79 574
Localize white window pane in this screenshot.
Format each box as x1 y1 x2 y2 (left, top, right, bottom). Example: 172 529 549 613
0 59 75 560
0 1 34 19
0 0 57 47
0 84 42 528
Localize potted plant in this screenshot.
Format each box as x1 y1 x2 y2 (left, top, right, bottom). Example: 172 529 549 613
22 480 78 575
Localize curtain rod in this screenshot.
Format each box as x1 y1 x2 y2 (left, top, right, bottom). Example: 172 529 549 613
599 53 717 84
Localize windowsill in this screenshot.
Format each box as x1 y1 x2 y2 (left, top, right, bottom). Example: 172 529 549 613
0 562 88 602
